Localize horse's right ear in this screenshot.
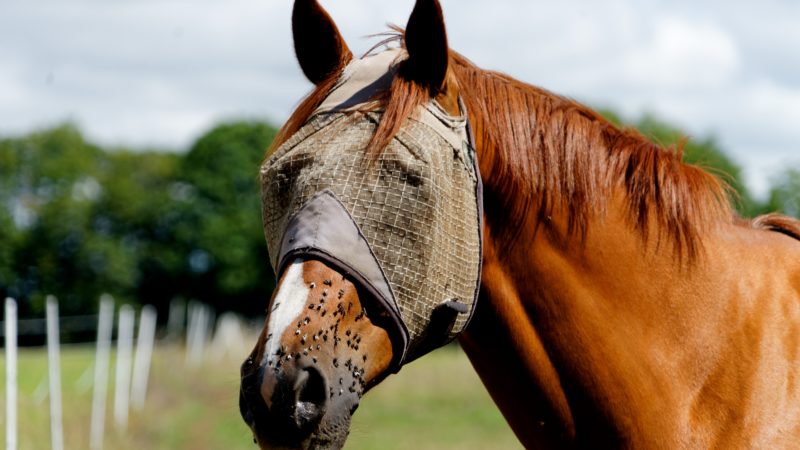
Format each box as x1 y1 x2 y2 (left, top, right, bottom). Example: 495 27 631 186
292 0 353 85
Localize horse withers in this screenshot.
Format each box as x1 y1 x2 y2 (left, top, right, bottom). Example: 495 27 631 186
240 0 800 448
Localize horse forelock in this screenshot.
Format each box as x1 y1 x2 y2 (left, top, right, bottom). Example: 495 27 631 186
269 32 736 260
266 30 427 162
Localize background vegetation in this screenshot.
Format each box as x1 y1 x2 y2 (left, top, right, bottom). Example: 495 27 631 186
1 113 798 322
0 122 275 323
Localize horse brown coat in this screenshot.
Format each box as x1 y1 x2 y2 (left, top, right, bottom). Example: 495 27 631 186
244 1 800 448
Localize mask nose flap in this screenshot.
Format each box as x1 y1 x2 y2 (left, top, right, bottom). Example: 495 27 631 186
274 189 410 368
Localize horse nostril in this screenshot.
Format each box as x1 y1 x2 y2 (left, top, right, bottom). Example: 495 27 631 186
255 362 330 441
295 366 327 427
299 366 326 405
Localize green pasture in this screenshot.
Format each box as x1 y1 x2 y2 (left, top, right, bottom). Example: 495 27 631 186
0 344 520 449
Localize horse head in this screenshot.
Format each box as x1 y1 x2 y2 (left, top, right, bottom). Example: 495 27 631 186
239 1 482 448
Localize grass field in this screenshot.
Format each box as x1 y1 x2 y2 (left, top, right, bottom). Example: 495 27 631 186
0 342 521 449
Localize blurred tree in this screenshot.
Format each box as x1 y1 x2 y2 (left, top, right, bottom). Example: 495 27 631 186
91 150 185 316
177 121 277 316
764 169 800 217
2 124 109 315
0 208 15 296
0 121 278 319
0 137 18 296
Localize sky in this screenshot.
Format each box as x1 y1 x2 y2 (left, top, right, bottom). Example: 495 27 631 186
1 0 798 198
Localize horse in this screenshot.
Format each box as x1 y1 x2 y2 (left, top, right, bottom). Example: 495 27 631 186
239 0 800 448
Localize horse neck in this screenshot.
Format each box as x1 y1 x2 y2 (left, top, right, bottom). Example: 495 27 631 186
456 69 800 446
461 196 661 445
460 117 729 447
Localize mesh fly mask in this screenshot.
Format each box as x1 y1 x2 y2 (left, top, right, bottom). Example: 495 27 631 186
261 48 483 370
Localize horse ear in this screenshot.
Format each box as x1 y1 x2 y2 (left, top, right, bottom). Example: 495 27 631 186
402 0 449 93
292 0 353 85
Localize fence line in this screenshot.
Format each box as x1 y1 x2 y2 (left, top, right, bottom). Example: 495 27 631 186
0 296 251 448
1 315 102 339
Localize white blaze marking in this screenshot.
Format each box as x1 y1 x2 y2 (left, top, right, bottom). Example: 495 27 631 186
262 260 309 366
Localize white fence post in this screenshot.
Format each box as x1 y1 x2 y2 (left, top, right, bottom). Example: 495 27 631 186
46 296 64 450
90 295 115 450
211 313 246 361
131 305 157 411
5 298 18 450
187 303 210 367
167 298 185 342
185 301 198 363
113 305 135 431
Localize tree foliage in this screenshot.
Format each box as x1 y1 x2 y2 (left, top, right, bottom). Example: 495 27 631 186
0 121 276 318
175 122 277 315
764 169 800 217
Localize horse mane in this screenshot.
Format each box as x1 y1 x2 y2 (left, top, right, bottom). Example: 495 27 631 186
448 53 734 258
752 214 800 241
269 33 736 259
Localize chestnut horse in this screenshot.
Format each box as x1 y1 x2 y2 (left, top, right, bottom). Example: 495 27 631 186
240 0 800 448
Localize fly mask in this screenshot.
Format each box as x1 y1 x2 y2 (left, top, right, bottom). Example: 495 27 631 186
261 48 483 371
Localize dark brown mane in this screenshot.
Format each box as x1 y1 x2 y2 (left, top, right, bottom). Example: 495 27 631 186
269 36 736 259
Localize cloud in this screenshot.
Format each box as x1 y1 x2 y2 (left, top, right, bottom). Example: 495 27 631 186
0 0 303 147
621 17 740 89
0 0 798 198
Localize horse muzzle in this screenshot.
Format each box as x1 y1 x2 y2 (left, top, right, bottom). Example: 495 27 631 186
240 259 392 450
240 360 355 450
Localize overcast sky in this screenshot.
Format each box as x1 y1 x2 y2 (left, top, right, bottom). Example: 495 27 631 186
1 0 798 198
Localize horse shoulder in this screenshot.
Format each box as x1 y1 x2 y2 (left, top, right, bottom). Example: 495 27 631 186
743 213 800 295
689 218 800 446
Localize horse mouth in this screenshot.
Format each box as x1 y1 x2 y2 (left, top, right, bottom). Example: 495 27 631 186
251 414 349 450
239 377 353 450
303 434 346 450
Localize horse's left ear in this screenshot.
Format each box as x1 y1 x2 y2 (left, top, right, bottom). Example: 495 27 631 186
401 0 449 94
